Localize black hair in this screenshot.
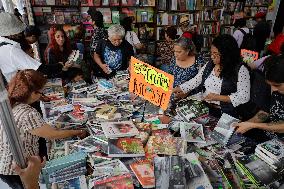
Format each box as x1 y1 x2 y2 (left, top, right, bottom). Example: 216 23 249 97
165 26 177 40
234 18 246 28
14 8 19 12
264 55 284 83
212 34 241 81
23 7 27 10
87 8 104 28
24 26 41 37
121 17 134 32
67 67 84 81
21 40 32 52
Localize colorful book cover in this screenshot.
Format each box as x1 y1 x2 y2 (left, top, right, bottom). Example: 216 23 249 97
53 176 88 189
146 136 186 156
179 122 206 143
73 136 108 153
111 11 120 24
257 139 284 161
94 173 134 189
130 160 155 188
101 121 139 138
108 138 145 157
96 105 117 120
151 129 171 136
92 159 130 180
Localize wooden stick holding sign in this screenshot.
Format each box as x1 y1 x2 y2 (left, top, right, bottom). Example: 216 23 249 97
129 57 174 111
241 49 259 64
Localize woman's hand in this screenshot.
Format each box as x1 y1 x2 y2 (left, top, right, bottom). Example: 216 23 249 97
233 122 256 134
203 93 219 102
12 156 46 189
101 64 111 74
62 61 73 71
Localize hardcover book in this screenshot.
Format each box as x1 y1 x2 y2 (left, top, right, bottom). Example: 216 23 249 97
130 160 155 188
108 138 145 157
101 121 139 138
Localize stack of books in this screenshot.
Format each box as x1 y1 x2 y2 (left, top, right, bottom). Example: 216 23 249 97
255 139 284 171
42 152 87 185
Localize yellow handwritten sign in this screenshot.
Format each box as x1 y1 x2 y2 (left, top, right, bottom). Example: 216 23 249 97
241 49 259 64
129 57 174 110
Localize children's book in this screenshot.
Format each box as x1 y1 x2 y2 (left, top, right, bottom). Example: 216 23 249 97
130 160 155 188
101 121 139 138
211 113 246 146
108 138 145 157
179 122 206 143
146 136 186 156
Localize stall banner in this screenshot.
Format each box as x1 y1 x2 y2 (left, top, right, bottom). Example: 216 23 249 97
241 49 259 64
129 57 174 110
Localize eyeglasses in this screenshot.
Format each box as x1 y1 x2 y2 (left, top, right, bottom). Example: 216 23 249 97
210 52 221 59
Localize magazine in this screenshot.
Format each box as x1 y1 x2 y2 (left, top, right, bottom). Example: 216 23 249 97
130 160 155 188
73 136 108 153
179 122 206 143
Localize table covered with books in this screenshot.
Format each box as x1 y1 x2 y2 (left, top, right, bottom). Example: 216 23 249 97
40 70 284 189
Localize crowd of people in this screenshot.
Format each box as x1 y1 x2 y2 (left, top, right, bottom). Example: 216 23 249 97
0 7 283 189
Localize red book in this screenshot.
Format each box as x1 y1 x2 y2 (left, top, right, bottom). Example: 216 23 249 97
130 160 155 188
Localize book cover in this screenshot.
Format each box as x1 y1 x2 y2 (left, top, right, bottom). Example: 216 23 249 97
151 129 171 136
111 11 120 24
92 159 130 180
154 156 186 189
74 136 108 153
52 176 88 189
183 153 213 189
64 140 81 155
257 139 284 161
101 121 139 138
211 113 245 146
110 0 119 6
176 98 209 123
93 173 134 189
146 136 186 155
179 122 206 143
130 160 155 188
96 105 117 120
108 138 145 157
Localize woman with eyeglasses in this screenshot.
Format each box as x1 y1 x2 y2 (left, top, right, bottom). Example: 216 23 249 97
0 69 87 189
173 34 251 118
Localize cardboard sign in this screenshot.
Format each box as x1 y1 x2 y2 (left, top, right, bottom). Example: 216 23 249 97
129 57 174 110
241 49 259 64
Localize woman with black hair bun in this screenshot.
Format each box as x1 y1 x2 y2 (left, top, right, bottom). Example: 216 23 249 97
173 34 251 118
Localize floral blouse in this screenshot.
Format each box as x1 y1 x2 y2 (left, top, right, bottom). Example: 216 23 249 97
168 54 206 87
90 27 108 55
156 41 175 65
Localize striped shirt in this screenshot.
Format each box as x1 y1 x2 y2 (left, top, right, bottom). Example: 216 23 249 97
0 103 44 175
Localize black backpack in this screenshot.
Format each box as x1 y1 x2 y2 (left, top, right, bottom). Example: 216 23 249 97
239 28 257 51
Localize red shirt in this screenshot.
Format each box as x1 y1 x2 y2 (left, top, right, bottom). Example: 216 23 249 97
182 32 193 39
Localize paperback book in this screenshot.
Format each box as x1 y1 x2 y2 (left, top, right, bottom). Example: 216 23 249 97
130 160 155 188
73 136 108 153
211 113 246 146
179 122 206 143
108 138 145 157
101 121 139 138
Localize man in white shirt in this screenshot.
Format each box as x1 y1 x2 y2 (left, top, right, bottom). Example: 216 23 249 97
233 18 250 48
0 12 41 83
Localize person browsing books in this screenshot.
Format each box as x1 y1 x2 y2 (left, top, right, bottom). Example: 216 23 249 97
93 24 134 78
44 26 77 78
168 37 206 89
234 55 284 141
0 70 87 189
172 34 251 118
